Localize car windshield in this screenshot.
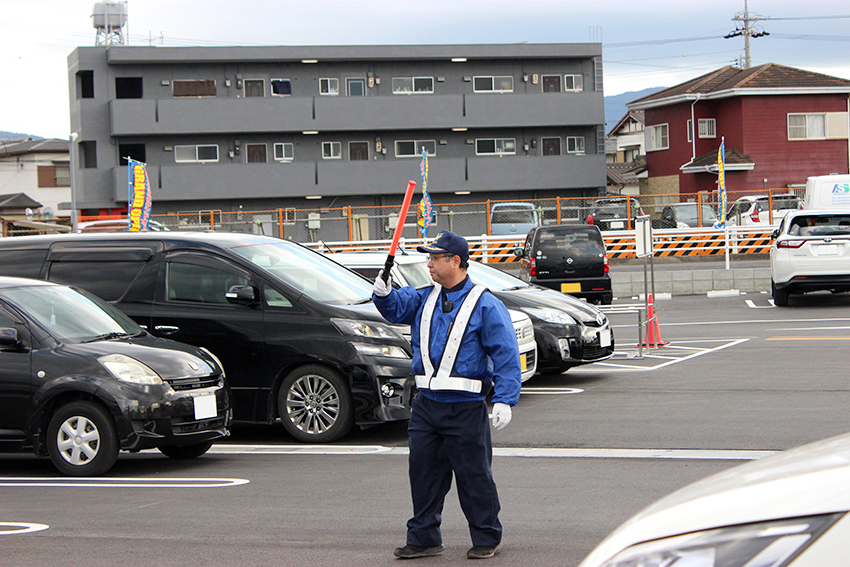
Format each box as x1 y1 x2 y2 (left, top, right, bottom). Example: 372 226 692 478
466 261 530 291
788 214 850 236
396 261 434 288
677 204 717 221
0 285 140 343
231 242 373 305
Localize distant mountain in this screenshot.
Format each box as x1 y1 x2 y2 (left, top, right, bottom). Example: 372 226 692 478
0 131 41 143
604 87 666 129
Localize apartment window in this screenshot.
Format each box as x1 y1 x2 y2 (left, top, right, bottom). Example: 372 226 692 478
475 138 516 155
173 80 216 97
646 124 669 151
244 79 264 98
349 142 369 161
115 77 143 99
118 143 146 165
322 141 342 159
473 76 514 93
274 143 294 161
541 137 561 155
346 78 366 96
395 140 437 157
80 141 97 168
788 113 826 140
392 77 434 94
37 165 70 187
246 143 267 163
566 136 585 154
687 119 693 143
564 74 583 91
320 78 339 95
271 79 292 96
77 70 94 99
698 118 716 138
174 144 219 163
542 75 561 93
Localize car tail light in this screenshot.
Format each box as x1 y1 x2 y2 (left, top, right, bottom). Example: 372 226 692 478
603 253 609 273
587 214 593 225
530 258 537 276
751 207 760 223
777 240 805 249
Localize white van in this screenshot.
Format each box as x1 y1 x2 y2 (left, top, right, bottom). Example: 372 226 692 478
803 174 850 209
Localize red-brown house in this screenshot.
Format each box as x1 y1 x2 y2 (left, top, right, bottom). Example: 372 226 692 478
627 63 850 198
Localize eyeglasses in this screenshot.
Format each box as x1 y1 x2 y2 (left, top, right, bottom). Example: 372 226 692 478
427 254 454 263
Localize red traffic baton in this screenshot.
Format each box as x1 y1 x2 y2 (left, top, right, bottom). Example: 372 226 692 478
382 180 417 283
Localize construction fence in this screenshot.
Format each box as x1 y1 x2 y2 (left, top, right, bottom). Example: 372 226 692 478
1 188 797 258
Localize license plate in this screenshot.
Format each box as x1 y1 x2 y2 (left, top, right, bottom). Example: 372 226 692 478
561 283 581 293
599 329 611 347
193 394 217 420
520 353 527 371
818 244 838 255
610 221 624 229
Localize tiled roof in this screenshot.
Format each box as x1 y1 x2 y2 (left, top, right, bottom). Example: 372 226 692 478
0 138 68 157
607 109 645 137
607 159 646 185
629 63 850 108
0 193 43 210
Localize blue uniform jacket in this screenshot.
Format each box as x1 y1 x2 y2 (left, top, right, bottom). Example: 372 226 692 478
373 277 522 406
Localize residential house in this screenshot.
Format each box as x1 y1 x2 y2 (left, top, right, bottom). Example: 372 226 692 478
627 63 850 199
606 109 646 195
0 138 70 218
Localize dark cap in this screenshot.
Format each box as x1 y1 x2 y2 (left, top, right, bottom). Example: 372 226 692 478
417 230 469 262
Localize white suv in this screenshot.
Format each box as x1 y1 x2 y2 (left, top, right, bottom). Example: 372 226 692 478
728 194 802 226
770 209 850 305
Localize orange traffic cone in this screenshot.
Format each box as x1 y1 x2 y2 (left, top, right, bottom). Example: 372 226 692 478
641 293 668 348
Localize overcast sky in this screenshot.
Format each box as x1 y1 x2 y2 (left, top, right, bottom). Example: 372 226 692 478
2 0 849 139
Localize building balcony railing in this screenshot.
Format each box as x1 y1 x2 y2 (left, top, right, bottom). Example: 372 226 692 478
109 92 604 136
108 154 606 202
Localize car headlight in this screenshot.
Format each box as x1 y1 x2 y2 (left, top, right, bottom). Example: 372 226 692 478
521 307 576 325
98 354 163 385
351 343 410 359
332 318 404 340
597 514 840 567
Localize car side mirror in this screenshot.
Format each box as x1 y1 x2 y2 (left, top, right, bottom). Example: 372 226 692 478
0 327 21 349
771 229 779 240
225 285 258 306
514 247 526 258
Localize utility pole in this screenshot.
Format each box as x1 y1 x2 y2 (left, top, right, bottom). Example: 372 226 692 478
725 0 769 69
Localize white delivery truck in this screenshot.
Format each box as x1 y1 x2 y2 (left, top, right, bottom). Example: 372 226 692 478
803 174 850 209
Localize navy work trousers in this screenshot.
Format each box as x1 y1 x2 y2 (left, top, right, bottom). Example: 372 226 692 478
405 394 502 548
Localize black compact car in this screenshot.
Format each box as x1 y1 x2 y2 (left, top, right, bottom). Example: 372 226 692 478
655 203 718 228
586 197 643 231
516 225 613 305
0 277 230 476
0 232 413 443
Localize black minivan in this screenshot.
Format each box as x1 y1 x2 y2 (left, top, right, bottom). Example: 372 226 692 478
0 232 413 442
516 225 613 305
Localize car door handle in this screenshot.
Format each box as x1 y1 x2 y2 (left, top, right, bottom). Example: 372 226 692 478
154 325 180 335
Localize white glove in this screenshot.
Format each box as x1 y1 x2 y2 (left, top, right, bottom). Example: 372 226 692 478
373 270 392 297
490 403 512 431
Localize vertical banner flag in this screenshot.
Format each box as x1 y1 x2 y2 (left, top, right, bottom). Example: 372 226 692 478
716 137 727 229
127 158 152 231
417 148 433 238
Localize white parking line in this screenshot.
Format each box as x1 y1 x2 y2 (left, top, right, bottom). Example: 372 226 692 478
206 444 776 461
520 387 584 395
0 522 49 535
0 477 249 488
573 339 749 372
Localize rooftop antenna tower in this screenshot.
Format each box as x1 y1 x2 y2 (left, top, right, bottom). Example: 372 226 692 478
92 1 128 46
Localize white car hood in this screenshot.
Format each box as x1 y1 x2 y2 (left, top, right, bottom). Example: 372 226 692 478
579 432 850 567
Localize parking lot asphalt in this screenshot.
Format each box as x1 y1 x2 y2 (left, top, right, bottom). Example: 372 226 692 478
4 289 850 566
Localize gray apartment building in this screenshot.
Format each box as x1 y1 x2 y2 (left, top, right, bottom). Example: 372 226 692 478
67 43 605 239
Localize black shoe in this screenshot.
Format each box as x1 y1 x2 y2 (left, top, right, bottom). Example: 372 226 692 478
467 546 497 559
394 544 445 559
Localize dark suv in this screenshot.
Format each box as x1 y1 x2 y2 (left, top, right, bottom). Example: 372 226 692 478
586 197 642 231
516 225 612 305
0 232 413 443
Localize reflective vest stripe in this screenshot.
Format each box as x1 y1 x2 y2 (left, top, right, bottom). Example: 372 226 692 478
417 284 487 393
414 375 483 393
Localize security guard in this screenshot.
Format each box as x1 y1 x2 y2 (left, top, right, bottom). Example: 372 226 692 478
372 230 521 560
